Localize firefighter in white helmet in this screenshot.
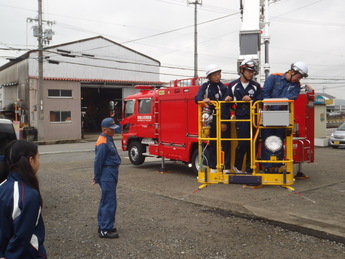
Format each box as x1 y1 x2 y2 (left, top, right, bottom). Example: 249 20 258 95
261 61 309 179
228 59 262 174
194 64 232 173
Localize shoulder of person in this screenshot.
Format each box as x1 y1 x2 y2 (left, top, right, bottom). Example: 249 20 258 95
250 80 261 87
200 80 210 87
18 183 40 209
219 81 227 88
96 135 107 147
229 79 240 87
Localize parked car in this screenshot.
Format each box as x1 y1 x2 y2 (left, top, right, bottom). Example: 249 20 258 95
330 122 345 148
0 119 17 162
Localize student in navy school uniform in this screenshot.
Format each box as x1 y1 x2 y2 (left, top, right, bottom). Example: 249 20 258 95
195 64 232 173
228 59 262 174
0 140 47 259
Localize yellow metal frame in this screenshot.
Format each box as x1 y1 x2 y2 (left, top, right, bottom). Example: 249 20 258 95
197 100 295 189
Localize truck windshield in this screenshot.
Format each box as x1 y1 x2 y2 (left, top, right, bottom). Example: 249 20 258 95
124 100 134 118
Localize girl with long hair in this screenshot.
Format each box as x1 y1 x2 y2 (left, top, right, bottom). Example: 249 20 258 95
0 140 46 258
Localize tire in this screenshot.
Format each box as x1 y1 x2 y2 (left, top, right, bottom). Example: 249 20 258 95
128 141 145 165
191 148 209 175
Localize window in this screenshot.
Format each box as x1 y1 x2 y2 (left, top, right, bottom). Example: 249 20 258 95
124 100 134 118
139 99 151 114
48 89 72 98
50 111 71 122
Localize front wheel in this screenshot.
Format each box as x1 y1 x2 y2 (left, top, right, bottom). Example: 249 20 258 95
191 148 209 175
128 141 145 165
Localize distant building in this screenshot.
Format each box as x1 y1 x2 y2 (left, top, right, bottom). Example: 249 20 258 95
316 92 345 126
0 36 163 141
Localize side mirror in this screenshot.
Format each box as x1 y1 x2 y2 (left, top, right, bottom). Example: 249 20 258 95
109 101 115 110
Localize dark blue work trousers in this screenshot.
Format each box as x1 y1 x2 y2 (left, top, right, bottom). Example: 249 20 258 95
98 168 118 231
234 120 252 172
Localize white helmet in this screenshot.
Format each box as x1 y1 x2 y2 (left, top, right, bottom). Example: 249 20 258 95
291 61 308 78
205 64 221 77
239 59 258 75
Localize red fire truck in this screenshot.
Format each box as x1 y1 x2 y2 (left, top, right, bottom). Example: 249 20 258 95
121 77 202 174
121 77 315 188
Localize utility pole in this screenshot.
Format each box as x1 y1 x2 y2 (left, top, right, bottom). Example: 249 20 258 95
27 0 54 140
188 0 202 78
38 0 44 128
262 0 270 80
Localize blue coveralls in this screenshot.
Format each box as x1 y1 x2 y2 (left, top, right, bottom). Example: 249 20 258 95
0 173 46 259
94 133 121 232
261 73 301 168
194 80 230 170
228 78 262 172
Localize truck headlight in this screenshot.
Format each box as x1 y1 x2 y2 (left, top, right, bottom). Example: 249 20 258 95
265 135 283 153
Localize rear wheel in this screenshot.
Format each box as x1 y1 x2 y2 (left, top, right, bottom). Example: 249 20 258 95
128 141 145 165
191 148 209 175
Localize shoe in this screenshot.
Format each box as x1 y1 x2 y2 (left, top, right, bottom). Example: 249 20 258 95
210 168 217 173
294 172 310 180
233 166 243 174
223 169 231 174
99 230 119 239
245 168 253 174
98 227 117 234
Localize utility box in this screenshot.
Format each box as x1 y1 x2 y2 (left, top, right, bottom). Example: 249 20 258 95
261 98 290 126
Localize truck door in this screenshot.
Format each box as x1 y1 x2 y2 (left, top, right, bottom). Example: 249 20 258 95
122 99 136 134
136 98 155 137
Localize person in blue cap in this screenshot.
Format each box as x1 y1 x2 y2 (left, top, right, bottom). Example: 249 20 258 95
0 140 47 258
92 117 121 238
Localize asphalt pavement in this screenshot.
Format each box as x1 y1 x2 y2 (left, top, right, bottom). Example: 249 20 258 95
37 134 345 244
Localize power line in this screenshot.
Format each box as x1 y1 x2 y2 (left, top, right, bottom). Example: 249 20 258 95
273 17 345 27
120 12 239 44
270 0 325 20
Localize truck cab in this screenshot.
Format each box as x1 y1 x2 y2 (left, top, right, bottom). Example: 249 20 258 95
0 119 17 162
121 79 203 173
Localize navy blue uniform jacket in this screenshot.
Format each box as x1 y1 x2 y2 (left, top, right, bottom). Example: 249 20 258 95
0 173 46 258
94 133 121 183
228 78 262 117
194 80 230 120
263 73 301 100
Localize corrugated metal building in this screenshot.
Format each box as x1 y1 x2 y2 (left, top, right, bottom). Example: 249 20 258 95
0 36 162 141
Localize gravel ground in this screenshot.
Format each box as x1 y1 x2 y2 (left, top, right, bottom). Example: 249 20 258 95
39 154 345 259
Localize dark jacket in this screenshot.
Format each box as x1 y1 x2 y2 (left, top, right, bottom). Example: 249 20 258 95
94 133 121 183
263 73 301 100
228 78 262 117
0 173 46 258
194 80 230 120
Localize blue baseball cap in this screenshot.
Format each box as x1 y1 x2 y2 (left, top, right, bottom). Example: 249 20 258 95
101 118 118 129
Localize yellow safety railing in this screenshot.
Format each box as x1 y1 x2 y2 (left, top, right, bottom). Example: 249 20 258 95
197 99 295 189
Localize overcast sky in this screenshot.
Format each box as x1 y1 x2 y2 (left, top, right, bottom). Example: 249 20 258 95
1 0 344 99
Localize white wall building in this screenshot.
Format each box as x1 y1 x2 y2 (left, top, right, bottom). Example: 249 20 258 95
0 36 162 141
